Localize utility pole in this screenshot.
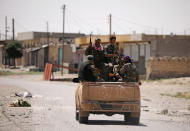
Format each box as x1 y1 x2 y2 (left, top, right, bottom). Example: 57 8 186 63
184 30 186 35
12 18 15 40
46 21 49 45
5 16 8 40
161 27 163 35
44 21 49 69
109 14 112 37
0 27 1 40
61 4 66 76
62 5 66 41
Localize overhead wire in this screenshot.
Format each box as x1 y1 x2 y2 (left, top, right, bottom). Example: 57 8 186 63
113 15 188 35
112 18 131 34
68 13 89 33
0 33 12 40
67 9 108 35
114 15 159 30
14 20 31 32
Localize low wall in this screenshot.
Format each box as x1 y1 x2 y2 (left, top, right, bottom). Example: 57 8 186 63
146 57 190 80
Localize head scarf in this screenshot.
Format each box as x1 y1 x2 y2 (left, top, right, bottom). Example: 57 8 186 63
92 43 103 51
124 55 132 63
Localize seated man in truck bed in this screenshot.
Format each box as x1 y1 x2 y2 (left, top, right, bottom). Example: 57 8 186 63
119 56 139 82
78 55 97 82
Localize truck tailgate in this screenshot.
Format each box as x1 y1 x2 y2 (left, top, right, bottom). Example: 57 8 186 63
82 82 138 102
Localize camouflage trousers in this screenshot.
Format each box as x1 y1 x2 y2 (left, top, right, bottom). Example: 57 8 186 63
120 63 139 82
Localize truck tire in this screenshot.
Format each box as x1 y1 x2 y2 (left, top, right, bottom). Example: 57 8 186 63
124 115 139 125
79 112 88 124
79 116 88 124
75 111 79 121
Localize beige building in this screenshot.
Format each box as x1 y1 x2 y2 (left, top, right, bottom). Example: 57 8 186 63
16 32 85 70
0 40 15 66
1 32 190 75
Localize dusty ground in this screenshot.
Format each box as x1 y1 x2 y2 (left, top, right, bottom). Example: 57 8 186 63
141 78 190 122
0 74 190 131
0 85 33 131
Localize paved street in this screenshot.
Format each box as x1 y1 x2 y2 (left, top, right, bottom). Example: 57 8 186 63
0 77 190 131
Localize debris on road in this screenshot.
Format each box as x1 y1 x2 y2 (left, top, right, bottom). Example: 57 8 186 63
143 98 151 102
10 99 31 107
10 114 15 117
143 109 150 112
188 105 190 111
15 91 32 98
161 109 168 115
141 105 149 108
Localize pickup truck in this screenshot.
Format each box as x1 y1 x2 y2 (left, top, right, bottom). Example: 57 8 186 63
75 81 141 124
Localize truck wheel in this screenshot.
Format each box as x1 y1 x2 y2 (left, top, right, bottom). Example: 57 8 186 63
79 116 88 124
75 111 79 121
79 112 88 124
124 115 139 125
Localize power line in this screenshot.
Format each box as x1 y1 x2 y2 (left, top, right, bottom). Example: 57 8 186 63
64 9 87 32
113 15 188 35
0 33 12 40
14 20 31 32
0 33 11 37
112 19 129 34
67 9 107 34
114 15 159 30
68 13 90 33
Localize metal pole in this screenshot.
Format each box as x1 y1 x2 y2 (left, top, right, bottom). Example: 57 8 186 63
46 21 49 64
109 14 112 37
12 18 15 40
0 28 1 40
61 4 66 76
5 16 7 40
47 21 49 45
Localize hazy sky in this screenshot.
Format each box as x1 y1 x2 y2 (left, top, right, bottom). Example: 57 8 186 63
0 0 190 38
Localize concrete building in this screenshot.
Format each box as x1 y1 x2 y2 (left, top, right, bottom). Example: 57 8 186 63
17 31 85 48
0 40 15 66
0 41 6 66
142 34 190 57
16 32 85 70
1 32 190 75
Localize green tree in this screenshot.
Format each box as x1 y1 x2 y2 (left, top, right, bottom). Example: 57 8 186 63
5 41 23 67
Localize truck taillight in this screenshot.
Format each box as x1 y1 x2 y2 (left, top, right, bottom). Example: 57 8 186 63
138 81 142 86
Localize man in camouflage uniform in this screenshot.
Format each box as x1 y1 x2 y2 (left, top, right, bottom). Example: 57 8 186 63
119 56 139 82
103 36 120 81
104 36 119 65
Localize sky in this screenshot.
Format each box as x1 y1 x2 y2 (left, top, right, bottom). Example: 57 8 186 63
0 0 190 39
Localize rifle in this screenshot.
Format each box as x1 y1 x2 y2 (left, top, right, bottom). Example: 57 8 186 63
89 33 92 47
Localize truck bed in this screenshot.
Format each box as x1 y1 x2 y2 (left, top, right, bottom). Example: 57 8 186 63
80 82 140 102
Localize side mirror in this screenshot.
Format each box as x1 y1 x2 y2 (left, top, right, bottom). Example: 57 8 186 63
72 78 79 83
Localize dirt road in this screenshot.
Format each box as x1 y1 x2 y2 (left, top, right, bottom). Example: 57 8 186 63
0 76 190 131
